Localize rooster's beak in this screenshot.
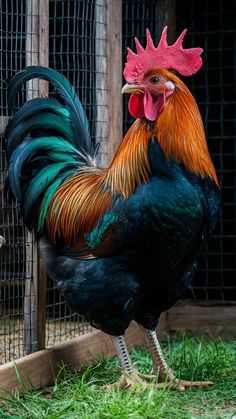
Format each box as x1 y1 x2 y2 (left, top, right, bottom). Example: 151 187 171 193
121 83 142 94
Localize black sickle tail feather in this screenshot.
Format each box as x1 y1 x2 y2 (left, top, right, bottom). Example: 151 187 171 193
7 66 92 155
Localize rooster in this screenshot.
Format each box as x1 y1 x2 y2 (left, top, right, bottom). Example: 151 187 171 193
5 27 219 390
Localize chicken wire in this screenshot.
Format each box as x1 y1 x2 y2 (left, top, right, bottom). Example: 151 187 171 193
45 0 108 346
0 0 39 363
122 0 236 302
0 0 108 363
175 0 236 301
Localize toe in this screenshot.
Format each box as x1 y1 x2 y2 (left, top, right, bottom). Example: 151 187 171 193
102 373 151 390
180 380 213 389
137 372 157 382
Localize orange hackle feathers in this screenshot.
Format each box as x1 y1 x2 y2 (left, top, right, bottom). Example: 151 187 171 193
46 119 152 247
46 171 111 247
105 118 152 197
154 69 219 187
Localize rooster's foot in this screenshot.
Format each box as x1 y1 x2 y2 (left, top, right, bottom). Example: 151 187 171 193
103 371 177 391
141 329 213 391
103 371 152 390
137 370 213 391
156 371 213 391
156 368 213 391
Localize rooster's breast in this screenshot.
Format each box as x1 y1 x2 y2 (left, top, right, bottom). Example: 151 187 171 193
125 172 206 278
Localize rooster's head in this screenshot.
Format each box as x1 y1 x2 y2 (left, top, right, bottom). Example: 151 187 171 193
122 27 203 122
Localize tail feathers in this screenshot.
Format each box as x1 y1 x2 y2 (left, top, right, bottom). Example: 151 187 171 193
23 162 78 229
8 136 82 199
5 98 73 157
7 136 84 230
5 66 100 233
7 66 92 155
6 97 62 139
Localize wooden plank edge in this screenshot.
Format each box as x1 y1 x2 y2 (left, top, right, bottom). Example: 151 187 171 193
0 322 145 398
157 302 236 339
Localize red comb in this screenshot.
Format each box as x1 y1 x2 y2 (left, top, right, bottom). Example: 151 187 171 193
124 26 203 83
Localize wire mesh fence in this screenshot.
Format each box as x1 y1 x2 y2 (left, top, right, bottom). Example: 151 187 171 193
45 0 106 348
0 0 31 364
122 0 236 301
46 0 108 347
0 0 108 363
175 0 236 301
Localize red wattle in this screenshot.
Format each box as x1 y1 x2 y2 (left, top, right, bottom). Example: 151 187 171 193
128 93 144 119
143 90 166 121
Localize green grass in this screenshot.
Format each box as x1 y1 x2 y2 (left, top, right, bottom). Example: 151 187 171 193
0 334 236 419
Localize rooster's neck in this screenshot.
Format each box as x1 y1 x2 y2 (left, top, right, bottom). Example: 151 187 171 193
154 81 219 187
105 118 152 197
106 79 219 196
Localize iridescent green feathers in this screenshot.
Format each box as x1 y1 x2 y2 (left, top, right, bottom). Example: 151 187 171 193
5 66 96 231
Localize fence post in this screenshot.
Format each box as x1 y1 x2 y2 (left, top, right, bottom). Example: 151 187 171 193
107 0 123 163
159 0 176 42
95 0 108 167
37 0 49 351
24 0 49 354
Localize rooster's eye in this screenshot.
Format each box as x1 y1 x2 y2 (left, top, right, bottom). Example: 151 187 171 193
150 76 160 85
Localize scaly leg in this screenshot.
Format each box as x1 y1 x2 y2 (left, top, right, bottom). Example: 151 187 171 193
144 329 175 381
104 335 171 390
104 335 150 390
143 328 213 391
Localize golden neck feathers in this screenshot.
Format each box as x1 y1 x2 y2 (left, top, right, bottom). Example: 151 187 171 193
154 72 219 187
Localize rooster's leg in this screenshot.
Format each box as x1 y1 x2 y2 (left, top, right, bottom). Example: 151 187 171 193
104 335 171 390
103 335 153 390
144 328 213 391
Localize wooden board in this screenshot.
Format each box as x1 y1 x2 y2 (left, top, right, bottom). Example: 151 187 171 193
158 300 236 339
